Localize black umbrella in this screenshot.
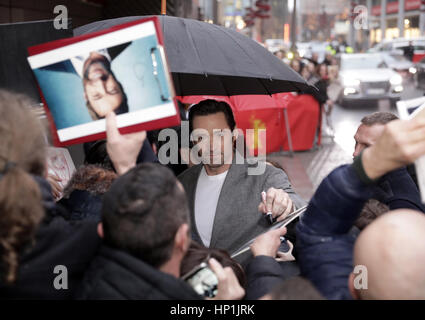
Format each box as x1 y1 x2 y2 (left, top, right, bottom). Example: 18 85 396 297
74 15 311 96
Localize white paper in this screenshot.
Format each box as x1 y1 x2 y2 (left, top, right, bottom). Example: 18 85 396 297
46 147 76 200
397 98 425 203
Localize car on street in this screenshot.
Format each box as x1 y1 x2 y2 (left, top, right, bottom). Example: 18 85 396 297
380 52 416 81
338 53 403 107
369 37 425 62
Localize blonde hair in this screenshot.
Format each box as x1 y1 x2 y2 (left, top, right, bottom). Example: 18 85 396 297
0 90 46 283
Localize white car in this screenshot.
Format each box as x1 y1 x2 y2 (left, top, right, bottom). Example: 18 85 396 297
368 37 425 63
380 53 416 81
338 53 403 107
369 37 425 54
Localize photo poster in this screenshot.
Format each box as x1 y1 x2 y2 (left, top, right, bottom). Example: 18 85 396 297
230 205 307 259
397 97 425 203
27 17 180 147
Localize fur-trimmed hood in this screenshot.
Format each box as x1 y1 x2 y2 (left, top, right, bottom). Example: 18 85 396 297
63 165 117 198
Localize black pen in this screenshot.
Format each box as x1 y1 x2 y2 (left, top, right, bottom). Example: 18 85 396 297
261 190 274 224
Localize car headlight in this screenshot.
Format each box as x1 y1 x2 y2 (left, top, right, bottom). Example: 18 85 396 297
409 67 417 74
343 78 360 87
390 74 402 85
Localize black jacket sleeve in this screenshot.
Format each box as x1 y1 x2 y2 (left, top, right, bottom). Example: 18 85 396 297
372 167 425 213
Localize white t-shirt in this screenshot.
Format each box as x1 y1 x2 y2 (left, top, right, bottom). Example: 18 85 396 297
194 167 228 247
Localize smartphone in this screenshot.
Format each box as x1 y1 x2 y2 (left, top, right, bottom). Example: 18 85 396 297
279 236 290 253
181 262 218 298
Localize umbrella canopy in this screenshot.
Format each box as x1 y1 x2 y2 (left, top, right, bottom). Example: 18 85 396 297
176 93 297 111
74 15 311 96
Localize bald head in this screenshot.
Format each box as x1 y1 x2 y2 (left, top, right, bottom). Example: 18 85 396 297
352 210 425 299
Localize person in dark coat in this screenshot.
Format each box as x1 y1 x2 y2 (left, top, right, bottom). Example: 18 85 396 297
403 41 415 62
0 177 101 299
59 140 117 221
261 276 324 300
59 164 116 221
312 63 332 106
352 112 425 231
243 227 300 300
83 139 159 163
76 162 245 300
296 115 425 299
77 244 201 300
0 90 101 299
59 133 158 222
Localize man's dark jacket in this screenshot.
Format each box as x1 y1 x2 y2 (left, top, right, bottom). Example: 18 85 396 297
178 158 306 258
244 256 300 300
0 177 101 299
296 165 425 300
76 245 202 300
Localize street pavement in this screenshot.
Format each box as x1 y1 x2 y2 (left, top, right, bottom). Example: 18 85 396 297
269 81 424 202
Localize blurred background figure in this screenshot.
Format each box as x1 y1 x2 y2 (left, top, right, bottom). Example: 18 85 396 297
289 58 302 74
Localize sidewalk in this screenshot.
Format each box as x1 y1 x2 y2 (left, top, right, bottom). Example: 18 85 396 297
268 136 352 202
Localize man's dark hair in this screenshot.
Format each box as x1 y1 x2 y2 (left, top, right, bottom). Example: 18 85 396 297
101 163 189 268
84 140 114 171
361 112 398 126
181 241 247 289
268 276 324 300
189 99 236 133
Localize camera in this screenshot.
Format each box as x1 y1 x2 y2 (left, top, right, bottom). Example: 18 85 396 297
181 261 218 298
279 236 290 253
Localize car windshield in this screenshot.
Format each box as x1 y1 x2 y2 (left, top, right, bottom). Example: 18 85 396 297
341 56 388 70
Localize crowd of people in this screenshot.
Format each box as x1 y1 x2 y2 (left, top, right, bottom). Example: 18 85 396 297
1 85 425 301
279 49 342 140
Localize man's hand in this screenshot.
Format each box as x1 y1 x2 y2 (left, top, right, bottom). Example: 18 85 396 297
208 258 245 300
250 227 287 258
106 112 146 175
276 240 296 262
363 116 425 180
258 187 293 222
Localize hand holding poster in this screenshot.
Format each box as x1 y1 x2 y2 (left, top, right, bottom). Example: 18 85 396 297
397 97 425 203
27 17 179 146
